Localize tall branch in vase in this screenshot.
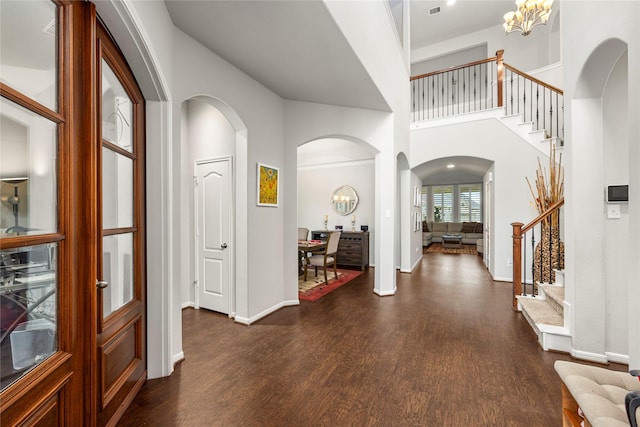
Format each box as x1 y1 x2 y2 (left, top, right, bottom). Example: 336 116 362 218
526 141 564 227
526 141 565 283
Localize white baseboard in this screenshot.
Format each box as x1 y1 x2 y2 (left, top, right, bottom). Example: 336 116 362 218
492 276 512 283
606 352 630 365
374 286 397 297
234 300 299 326
181 302 194 309
172 351 185 367
571 349 609 364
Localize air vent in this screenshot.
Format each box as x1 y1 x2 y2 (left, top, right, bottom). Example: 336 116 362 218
42 19 55 36
429 6 441 15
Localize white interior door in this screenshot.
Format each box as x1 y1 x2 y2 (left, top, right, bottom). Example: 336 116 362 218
196 159 231 314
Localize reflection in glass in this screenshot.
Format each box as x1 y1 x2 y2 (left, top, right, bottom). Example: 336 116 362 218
102 59 133 151
102 233 133 318
331 185 359 216
102 148 133 229
0 98 57 237
0 0 58 111
0 243 57 391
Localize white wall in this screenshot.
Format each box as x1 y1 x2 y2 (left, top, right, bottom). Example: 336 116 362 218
411 44 488 76
284 101 393 296
603 52 629 359
399 168 423 272
412 7 561 73
562 1 640 366
411 118 545 282
297 160 375 262
173 27 287 326
321 1 411 296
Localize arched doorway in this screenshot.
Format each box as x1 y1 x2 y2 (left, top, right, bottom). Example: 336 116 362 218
179 96 248 320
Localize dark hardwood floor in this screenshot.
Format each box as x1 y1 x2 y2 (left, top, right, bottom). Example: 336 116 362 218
120 250 626 426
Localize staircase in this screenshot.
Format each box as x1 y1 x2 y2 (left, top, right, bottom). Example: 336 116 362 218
517 275 571 352
410 50 569 352
499 113 563 158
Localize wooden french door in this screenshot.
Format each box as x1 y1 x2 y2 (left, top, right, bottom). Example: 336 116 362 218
95 22 146 427
0 2 145 425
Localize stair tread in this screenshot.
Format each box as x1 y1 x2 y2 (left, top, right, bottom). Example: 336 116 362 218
519 297 563 327
539 284 564 306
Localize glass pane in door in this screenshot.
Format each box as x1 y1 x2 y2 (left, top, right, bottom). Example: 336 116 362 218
101 59 133 152
102 233 133 318
0 243 57 391
0 0 58 111
0 98 58 237
102 148 133 229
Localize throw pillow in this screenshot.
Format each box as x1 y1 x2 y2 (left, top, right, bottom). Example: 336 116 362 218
461 222 476 233
475 222 484 233
422 221 430 232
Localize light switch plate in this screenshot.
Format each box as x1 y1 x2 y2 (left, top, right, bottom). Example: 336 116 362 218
607 204 621 219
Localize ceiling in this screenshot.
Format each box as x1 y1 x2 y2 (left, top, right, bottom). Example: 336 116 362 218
165 0 390 112
413 156 493 184
410 0 514 50
164 1 507 183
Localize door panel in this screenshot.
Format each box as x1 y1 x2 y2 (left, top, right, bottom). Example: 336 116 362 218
96 23 146 427
204 258 224 295
99 316 141 409
196 159 230 314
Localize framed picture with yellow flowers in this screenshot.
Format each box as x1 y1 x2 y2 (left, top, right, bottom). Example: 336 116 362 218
257 162 279 207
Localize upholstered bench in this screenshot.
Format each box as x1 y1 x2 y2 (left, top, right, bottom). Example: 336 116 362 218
554 360 640 427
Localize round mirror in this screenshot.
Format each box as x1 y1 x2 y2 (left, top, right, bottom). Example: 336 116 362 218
331 185 358 216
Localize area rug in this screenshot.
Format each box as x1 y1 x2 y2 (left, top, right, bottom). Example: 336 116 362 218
298 269 364 302
424 244 478 255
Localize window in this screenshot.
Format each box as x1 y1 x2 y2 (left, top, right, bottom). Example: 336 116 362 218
0 0 60 391
459 184 482 222
432 185 453 222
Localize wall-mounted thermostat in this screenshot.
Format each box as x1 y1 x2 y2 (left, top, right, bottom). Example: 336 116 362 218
606 185 628 203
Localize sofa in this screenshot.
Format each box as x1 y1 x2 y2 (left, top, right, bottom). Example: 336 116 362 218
422 221 483 247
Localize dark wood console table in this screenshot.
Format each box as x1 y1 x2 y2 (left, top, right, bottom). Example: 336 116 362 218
311 230 369 270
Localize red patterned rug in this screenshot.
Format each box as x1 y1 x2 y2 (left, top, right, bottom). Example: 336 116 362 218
298 268 364 302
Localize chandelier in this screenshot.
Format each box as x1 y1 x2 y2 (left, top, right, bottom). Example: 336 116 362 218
503 0 553 36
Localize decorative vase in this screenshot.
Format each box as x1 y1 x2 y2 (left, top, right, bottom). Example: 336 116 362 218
533 223 565 284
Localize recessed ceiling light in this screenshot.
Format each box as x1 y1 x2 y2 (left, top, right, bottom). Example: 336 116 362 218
446 164 455 169
447 0 456 5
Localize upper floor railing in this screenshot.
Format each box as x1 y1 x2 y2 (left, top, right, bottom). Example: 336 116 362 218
410 50 564 144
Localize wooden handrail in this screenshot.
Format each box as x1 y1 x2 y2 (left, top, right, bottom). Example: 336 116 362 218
522 199 565 233
410 55 498 81
503 63 564 95
511 198 565 310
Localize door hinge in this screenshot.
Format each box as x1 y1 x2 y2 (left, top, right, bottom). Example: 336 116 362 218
193 280 198 287
193 176 198 186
